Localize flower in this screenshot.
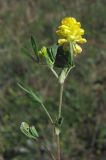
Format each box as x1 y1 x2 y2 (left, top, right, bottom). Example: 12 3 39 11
38 46 53 66
56 17 87 55
38 46 47 57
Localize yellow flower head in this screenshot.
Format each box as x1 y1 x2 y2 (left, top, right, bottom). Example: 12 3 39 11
56 17 87 55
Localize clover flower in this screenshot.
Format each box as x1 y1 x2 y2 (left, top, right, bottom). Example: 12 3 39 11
30 17 87 68
56 17 87 55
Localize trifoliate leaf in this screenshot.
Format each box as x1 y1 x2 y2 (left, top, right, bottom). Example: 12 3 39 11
20 122 35 138
18 83 42 104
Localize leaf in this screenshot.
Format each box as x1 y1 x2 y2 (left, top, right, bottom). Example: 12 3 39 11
47 44 58 62
20 122 35 138
29 126 39 138
18 83 42 104
31 36 39 62
47 48 54 62
51 44 58 59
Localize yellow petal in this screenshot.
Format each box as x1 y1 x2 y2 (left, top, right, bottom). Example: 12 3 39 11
58 25 70 30
77 38 87 44
62 17 77 26
56 17 87 46
74 44 82 54
58 39 68 45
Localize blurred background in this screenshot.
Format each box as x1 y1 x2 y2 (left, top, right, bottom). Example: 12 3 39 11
0 0 106 160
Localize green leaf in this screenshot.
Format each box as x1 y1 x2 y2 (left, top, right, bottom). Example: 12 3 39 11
51 44 58 59
31 36 39 62
20 122 35 138
47 48 54 62
18 83 42 104
29 126 39 138
47 44 58 62
20 122 39 139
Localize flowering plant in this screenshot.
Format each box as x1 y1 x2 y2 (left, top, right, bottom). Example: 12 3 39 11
19 17 86 160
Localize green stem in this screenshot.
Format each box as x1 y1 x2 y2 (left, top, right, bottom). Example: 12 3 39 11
57 134 60 160
64 42 75 79
41 103 53 124
69 42 74 66
58 83 64 118
65 65 75 79
56 83 64 160
50 67 58 79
